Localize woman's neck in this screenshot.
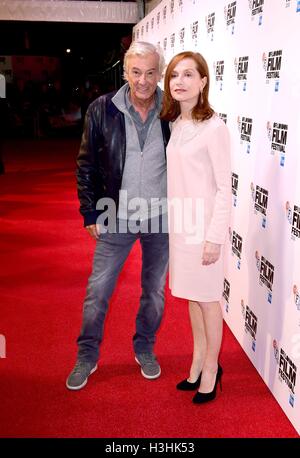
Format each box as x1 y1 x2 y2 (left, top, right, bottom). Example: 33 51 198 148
179 102 194 120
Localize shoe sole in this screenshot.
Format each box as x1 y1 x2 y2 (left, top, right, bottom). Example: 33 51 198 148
134 356 161 380
66 364 98 391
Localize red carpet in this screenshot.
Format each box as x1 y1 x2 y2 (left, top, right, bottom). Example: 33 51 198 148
0 139 298 438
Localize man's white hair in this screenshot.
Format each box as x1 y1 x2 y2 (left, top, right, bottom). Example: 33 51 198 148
123 41 165 79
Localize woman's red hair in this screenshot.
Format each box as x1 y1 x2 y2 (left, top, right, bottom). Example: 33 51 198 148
160 51 214 122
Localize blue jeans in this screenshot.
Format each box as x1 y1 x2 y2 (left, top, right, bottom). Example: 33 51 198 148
77 225 169 363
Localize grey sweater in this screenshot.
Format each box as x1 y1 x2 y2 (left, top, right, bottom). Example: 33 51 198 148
112 84 167 222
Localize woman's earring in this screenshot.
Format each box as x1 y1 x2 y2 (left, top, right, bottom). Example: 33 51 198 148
200 89 204 105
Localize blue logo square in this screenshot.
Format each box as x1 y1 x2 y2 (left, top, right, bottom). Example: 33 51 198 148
259 16 263 25
280 154 285 167
262 217 266 228
268 292 272 303
252 340 256 351
237 260 241 270
297 1 300 12
289 394 294 407
275 81 279 92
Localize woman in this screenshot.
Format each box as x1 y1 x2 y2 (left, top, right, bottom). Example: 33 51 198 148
161 51 231 403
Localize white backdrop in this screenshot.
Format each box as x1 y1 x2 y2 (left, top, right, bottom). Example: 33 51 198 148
133 0 300 434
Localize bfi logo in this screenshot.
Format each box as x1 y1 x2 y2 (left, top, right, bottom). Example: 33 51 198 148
260 255 274 293
250 0 264 16
245 306 257 337
271 122 288 153
267 51 282 79
292 205 300 238
255 185 268 216
226 1 236 25
241 117 252 141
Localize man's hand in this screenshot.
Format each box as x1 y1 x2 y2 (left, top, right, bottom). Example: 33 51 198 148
85 224 100 240
202 241 221 265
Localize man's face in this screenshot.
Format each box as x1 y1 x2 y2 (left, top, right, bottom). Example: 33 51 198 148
126 53 160 102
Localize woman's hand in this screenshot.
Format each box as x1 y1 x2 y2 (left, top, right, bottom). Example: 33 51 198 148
202 241 221 265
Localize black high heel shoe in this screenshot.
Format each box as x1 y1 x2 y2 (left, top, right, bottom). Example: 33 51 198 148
192 365 223 404
176 373 202 391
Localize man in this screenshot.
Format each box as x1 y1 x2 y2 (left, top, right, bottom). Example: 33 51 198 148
66 42 170 390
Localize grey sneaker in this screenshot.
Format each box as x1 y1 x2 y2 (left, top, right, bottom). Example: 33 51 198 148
66 361 97 390
135 353 161 380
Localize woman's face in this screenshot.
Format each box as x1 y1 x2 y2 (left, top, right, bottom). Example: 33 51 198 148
169 57 206 107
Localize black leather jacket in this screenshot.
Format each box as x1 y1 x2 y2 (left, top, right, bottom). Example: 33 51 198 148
76 91 170 226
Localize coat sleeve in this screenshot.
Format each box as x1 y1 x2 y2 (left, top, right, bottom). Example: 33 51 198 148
205 121 232 244
76 102 102 227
